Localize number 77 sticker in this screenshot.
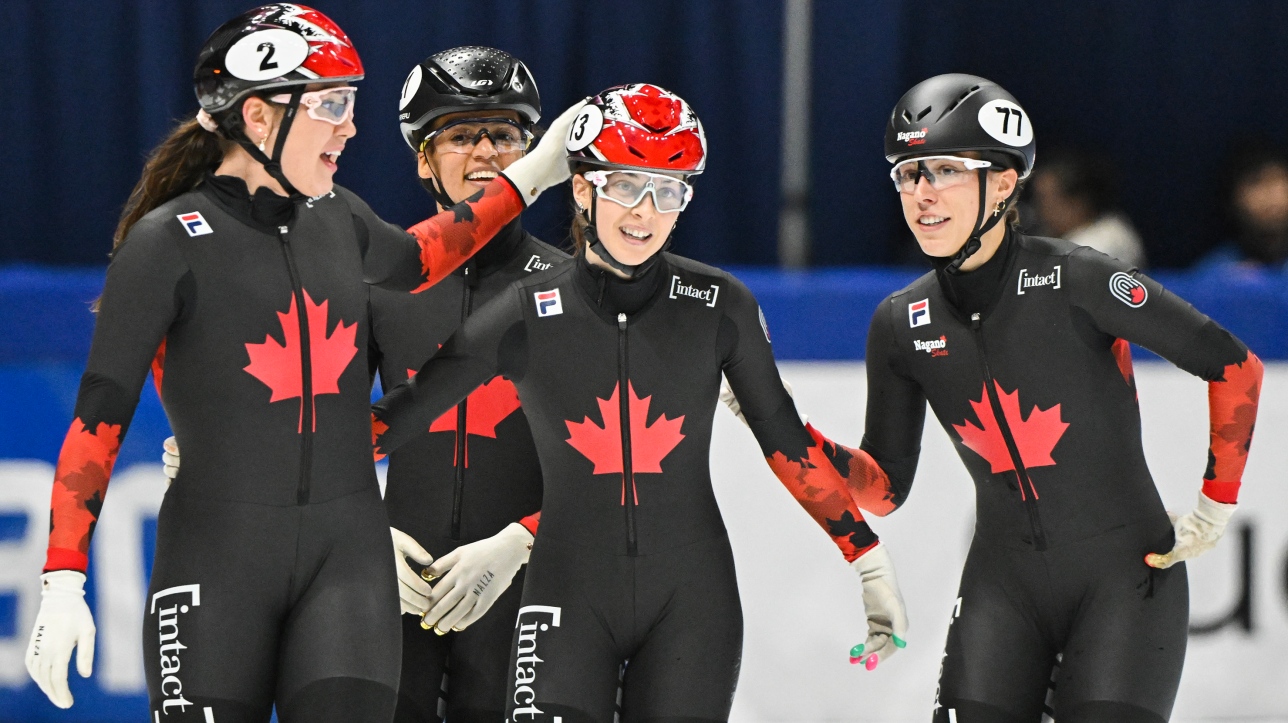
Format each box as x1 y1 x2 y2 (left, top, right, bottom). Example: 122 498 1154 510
978 99 1033 147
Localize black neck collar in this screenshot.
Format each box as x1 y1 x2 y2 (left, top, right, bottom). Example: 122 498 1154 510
574 252 668 320
931 228 1016 317
201 172 298 233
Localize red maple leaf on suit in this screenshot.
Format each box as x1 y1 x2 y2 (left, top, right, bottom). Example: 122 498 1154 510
407 369 522 466
244 289 358 431
952 383 1068 474
565 382 685 503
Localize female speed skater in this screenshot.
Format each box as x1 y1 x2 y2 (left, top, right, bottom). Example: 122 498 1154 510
767 74 1263 723
22 5 582 721
371 84 912 721
167 45 571 722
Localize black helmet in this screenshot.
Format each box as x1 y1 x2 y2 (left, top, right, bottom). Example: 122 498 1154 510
398 46 541 152
885 73 1035 179
194 4 364 115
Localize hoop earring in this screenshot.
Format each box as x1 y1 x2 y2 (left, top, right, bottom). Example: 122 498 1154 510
993 200 1006 217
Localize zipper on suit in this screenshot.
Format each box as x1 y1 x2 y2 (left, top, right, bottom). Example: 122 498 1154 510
278 226 314 506
617 313 638 556
970 313 1047 550
450 261 477 540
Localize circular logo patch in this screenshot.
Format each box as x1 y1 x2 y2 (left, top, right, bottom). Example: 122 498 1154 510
225 29 309 81
1109 272 1148 307
399 65 422 110
565 104 604 152
977 99 1033 147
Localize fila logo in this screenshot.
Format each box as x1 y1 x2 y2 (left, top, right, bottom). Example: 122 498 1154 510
908 299 931 327
1109 272 1148 308
524 254 553 273
669 276 720 307
913 335 948 356
534 289 563 317
177 212 212 237
1016 265 1061 294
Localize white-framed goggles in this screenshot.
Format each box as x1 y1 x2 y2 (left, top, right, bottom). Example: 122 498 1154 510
890 155 993 194
270 86 358 126
584 170 694 213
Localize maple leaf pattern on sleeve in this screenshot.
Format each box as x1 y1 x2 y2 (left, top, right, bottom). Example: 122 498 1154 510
565 381 685 504
244 289 358 432
953 383 1069 475
46 418 122 571
407 180 525 293
765 442 879 561
1202 351 1263 503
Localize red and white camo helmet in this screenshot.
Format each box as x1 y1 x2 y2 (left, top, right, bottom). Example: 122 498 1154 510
565 84 706 175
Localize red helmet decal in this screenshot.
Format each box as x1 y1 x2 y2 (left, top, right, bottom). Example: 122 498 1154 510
583 84 706 173
274 4 364 79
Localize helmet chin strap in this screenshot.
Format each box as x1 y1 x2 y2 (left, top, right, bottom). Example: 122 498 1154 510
582 199 670 279
944 168 1012 274
225 87 304 199
420 150 460 210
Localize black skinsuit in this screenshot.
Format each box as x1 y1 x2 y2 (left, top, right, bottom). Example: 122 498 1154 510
370 217 567 722
374 254 882 722
858 231 1256 723
46 173 526 722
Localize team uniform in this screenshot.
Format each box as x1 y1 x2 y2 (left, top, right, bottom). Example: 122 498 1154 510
43 172 527 721
370 218 567 721
374 254 883 721
852 231 1261 723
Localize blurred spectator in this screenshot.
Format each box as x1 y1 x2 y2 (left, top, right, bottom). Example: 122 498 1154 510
1197 142 1288 272
1030 148 1147 267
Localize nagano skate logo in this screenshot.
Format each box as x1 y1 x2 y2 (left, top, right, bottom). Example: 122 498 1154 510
524 254 554 273
151 584 216 718
669 276 720 307
1109 271 1148 308
897 127 928 145
512 605 563 721
914 335 949 357
1016 265 1061 295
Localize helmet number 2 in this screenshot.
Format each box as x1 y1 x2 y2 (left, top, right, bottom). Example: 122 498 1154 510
977 99 1033 147
257 42 278 72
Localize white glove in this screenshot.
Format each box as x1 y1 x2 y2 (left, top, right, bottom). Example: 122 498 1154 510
719 374 807 427
1145 492 1237 569
848 543 908 671
25 571 96 709
161 436 180 486
420 522 533 634
391 528 434 616
501 99 587 206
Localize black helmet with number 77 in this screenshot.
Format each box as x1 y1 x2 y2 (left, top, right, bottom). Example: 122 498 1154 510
885 74 1036 271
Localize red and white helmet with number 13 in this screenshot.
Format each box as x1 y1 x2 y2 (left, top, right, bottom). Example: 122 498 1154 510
565 84 706 176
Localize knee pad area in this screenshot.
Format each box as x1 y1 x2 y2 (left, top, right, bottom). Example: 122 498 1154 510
1058 700 1166 723
278 677 397 723
933 700 1036 723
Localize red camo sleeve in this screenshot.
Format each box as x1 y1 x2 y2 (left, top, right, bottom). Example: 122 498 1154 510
804 424 899 517
519 511 541 537
407 177 525 293
1202 351 1263 504
46 419 124 572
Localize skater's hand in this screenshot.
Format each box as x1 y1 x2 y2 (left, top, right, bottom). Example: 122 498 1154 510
26 571 95 709
1145 492 1236 569
500 99 587 206
719 374 805 428
848 543 908 671
391 528 434 616
420 522 533 634
161 436 180 486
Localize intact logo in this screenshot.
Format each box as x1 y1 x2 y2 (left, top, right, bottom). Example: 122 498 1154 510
1016 265 1061 295
177 212 212 237
1109 272 1148 307
758 306 771 343
914 335 949 357
534 288 563 317
897 127 928 145
513 605 562 720
908 299 931 327
151 584 209 717
669 275 720 307
524 254 553 273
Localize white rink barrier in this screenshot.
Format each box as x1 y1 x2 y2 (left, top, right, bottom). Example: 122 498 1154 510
0 362 1283 722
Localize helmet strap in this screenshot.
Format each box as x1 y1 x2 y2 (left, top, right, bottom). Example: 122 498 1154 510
420 148 460 210
582 198 668 279
227 87 304 198
945 168 1013 275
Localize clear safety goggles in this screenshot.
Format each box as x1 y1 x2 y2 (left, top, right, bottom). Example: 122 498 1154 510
420 118 533 156
889 155 993 194
585 170 694 213
270 86 358 126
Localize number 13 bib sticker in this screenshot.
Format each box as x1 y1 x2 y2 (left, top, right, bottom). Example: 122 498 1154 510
977 99 1033 147
225 29 310 81
565 104 604 152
